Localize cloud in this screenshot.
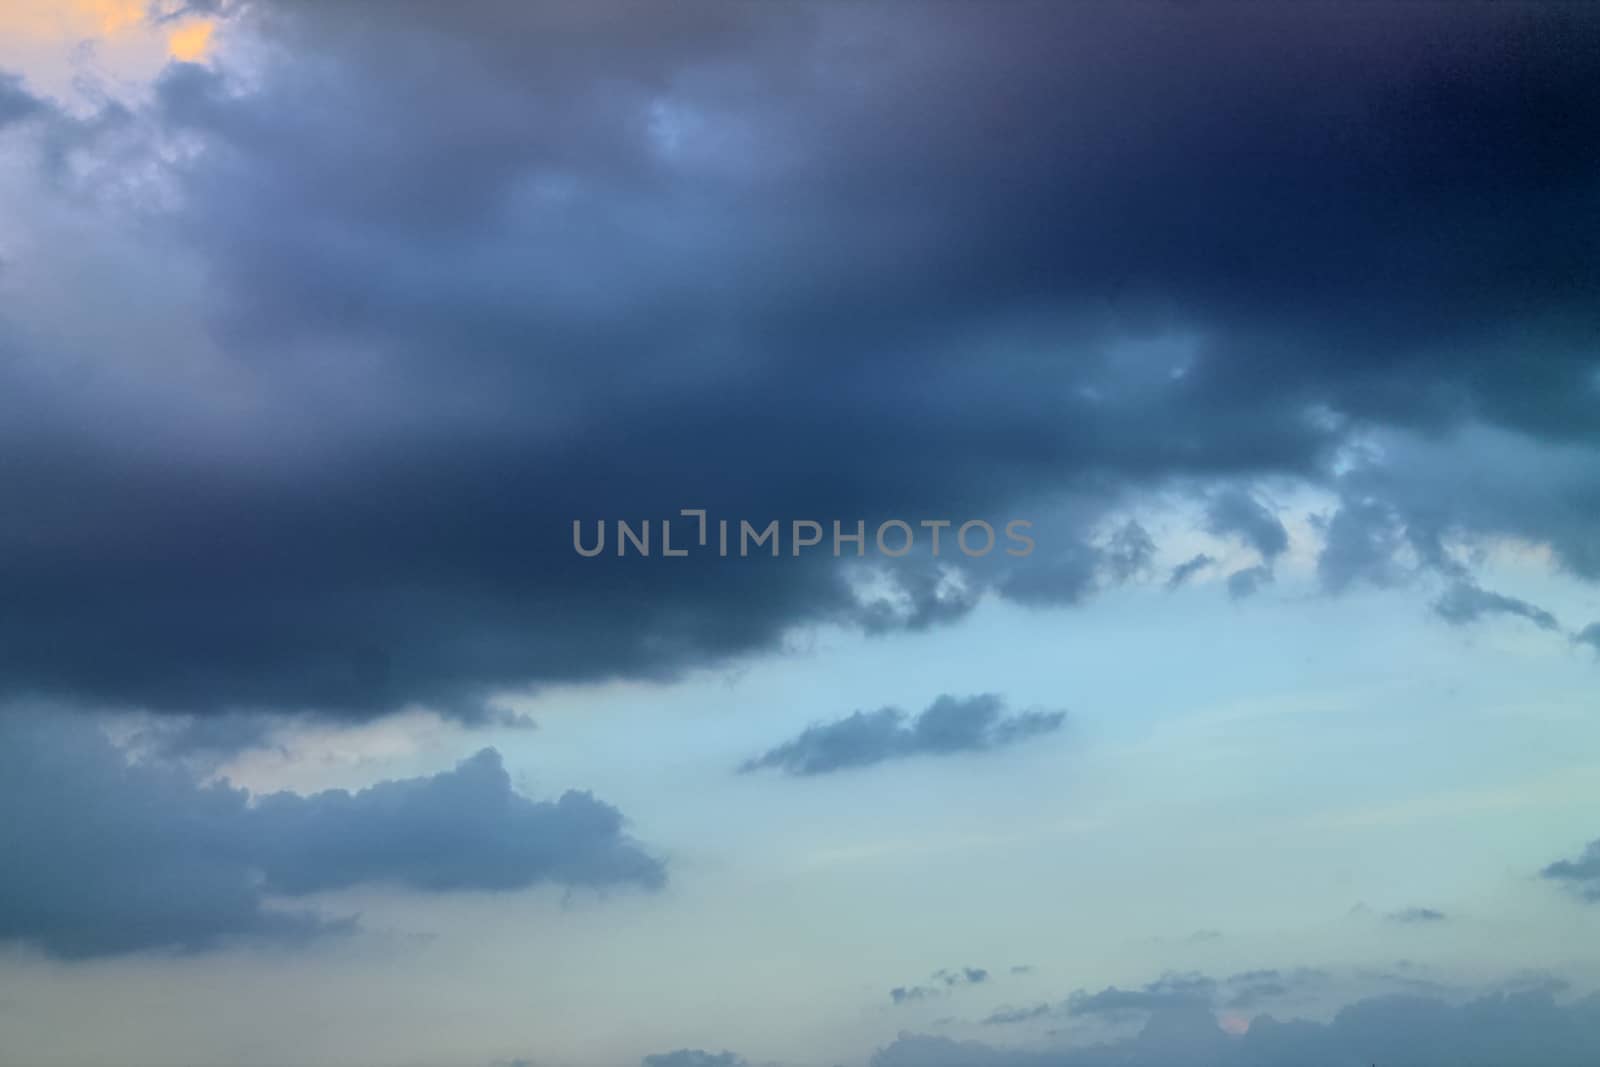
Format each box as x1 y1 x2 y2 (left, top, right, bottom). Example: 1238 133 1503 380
980 968 1345 1027
0 3 1598 722
1316 498 1409 593
1388 907 1450 924
983 1003 1053 1025
1433 583 1560 631
1574 624 1600 656
1226 565 1274 600
641 1052 746 1067
1542 839 1600 902
740 695 1064 777
1066 973 1218 1020
0 72 44 127
1388 908 1452 927
1205 490 1289 561
0 713 662 959
894 967 991 1004
1166 554 1214 590
1101 520 1156 583
875 987 1600 1067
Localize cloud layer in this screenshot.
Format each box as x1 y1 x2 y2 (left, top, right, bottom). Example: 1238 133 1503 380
881 989 1600 1067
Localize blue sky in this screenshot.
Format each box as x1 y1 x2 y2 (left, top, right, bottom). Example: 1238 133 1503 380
1 4 1600 1066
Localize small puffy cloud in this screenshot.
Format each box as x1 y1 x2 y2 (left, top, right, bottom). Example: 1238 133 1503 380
893 966 991 1004
1226 565 1273 600
740 694 1064 777
1542 839 1600 902
1434 583 1560 631
1166 553 1214 590
1389 907 1450 924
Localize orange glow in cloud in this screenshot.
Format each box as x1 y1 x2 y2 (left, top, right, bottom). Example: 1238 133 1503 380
83 0 144 36
1219 1013 1251 1036
167 20 215 62
0 0 144 40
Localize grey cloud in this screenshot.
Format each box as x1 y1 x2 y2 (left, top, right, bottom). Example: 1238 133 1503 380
1316 498 1409 594
984 1003 1053 1026
984 967 1336 1027
128 712 286 764
940 967 990 987
250 749 663 896
1543 839 1600 902
1166 554 1215 590
897 966 992 1003
0 73 44 128
1067 973 1218 1020
875 988 1600 1067
998 539 1104 608
0 713 661 959
641 1052 746 1067
1573 624 1600 656
1102 521 1156 583
740 695 1064 777
1226 565 1273 601
1434 583 1560 631
1205 490 1288 561
1388 907 1449 925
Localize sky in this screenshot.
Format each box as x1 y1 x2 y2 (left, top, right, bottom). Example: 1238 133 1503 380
1 2 1600 1065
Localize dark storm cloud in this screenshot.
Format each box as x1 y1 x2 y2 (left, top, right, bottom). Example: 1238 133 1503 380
1433 583 1560 631
875 989 1600 1067
739 694 1064 777
0 714 661 959
2 2 1600 720
1542 839 1600 902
